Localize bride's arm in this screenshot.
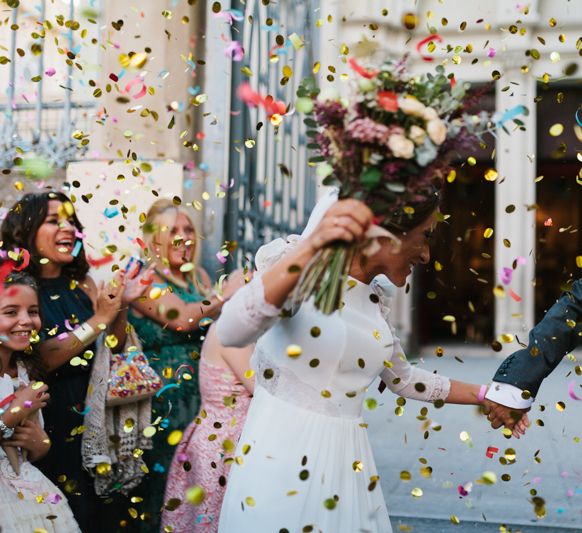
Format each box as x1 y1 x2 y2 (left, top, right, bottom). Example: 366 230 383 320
216 199 372 347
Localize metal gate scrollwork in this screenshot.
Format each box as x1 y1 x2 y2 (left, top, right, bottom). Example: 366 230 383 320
226 0 320 265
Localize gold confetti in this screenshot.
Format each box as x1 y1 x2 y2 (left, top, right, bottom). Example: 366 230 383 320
483 227 494 238
143 426 156 438
167 430 183 446
484 168 498 181
149 287 162 300
549 123 564 136
410 487 423 498
287 344 302 358
186 485 206 505
105 334 118 349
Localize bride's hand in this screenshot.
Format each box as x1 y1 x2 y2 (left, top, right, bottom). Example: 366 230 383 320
306 199 373 252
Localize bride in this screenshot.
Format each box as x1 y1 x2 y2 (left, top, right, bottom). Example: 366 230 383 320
215 191 527 532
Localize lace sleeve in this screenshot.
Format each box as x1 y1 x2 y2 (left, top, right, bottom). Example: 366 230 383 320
371 276 451 403
379 338 450 402
215 275 282 347
215 236 302 348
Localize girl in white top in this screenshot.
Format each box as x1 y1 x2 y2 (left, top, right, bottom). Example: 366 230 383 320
0 269 80 533
215 192 527 533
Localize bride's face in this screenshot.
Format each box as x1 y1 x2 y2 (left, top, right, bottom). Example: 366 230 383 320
355 211 437 286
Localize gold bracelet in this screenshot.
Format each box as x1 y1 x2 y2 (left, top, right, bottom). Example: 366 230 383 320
72 322 99 346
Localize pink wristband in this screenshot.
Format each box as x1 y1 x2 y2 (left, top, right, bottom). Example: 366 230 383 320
477 384 488 402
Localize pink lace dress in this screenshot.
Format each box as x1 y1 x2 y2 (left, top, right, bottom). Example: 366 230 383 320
161 357 252 532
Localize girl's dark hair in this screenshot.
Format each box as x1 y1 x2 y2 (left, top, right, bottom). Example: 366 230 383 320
1 192 89 280
384 188 441 234
0 269 46 381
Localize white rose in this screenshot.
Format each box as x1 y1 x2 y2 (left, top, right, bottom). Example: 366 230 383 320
388 134 415 159
427 118 447 145
408 125 427 145
397 96 426 117
422 107 439 121
317 87 340 102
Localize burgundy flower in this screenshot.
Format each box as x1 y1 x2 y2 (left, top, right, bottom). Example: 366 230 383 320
314 101 347 128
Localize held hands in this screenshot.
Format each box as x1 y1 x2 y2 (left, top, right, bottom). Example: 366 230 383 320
306 199 374 253
482 398 530 439
2 419 51 462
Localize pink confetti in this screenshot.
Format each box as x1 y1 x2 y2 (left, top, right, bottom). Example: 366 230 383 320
45 67 56 77
485 446 499 458
47 493 62 504
509 288 522 302
74 230 85 239
124 76 148 99
532 477 542 484
499 267 513 285
486 47 496 58
568 380 582 401
224 40 244 61
24 401 32 408
57 332 69 341
216 252 227 264
544 217 553 227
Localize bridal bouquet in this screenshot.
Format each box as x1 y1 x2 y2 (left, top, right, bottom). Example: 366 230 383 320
294 58 510 314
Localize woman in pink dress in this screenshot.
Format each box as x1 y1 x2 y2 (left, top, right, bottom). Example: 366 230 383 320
161 321 254 532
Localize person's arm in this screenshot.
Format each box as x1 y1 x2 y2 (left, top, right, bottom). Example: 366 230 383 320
0 382 50 432
216 199 373 347
221 344 255 394
492 279 582 396
39 276 123 372
131 279 222 332
2 419 51 462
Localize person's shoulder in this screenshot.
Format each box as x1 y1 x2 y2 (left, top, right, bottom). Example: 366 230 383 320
570 279 582 298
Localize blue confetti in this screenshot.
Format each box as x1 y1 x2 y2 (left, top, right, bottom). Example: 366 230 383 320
71 240 83 258
104 206 119 219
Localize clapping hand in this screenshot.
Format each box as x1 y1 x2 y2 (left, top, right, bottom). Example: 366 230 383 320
122 265 155 305
482 399 530 439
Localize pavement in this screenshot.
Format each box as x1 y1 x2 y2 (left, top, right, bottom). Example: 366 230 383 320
365 352 582 533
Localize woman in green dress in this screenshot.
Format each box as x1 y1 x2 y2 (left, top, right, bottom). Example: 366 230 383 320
129 199 241 530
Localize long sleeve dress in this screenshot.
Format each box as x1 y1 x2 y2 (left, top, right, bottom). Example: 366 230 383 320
215 239 451 533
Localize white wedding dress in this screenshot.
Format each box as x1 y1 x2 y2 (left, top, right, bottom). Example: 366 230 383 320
216 239 451 533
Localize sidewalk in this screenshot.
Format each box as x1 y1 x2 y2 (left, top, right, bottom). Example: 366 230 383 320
365 355 582 532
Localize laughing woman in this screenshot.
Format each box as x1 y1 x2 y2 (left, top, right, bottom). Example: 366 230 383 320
1 192 142 532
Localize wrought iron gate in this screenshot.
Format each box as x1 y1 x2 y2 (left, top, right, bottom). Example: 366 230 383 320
0 0 99 168
225 0 319 264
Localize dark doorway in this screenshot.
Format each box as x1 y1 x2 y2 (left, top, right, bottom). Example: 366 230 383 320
535 83 582 318
414 88 496 348
414 163 496 346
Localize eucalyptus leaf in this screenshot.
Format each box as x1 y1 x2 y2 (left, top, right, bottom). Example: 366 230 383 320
360 167 382 190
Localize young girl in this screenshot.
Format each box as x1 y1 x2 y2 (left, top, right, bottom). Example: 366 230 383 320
0 269 80 532
161 322 254 533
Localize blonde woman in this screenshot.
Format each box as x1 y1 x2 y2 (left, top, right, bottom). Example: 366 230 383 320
129 199 240 530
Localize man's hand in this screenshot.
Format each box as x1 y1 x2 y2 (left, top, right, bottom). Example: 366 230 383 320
482 398 530 437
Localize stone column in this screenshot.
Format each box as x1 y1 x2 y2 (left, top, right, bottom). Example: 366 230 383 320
494 57 537 346
199 0 234 274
